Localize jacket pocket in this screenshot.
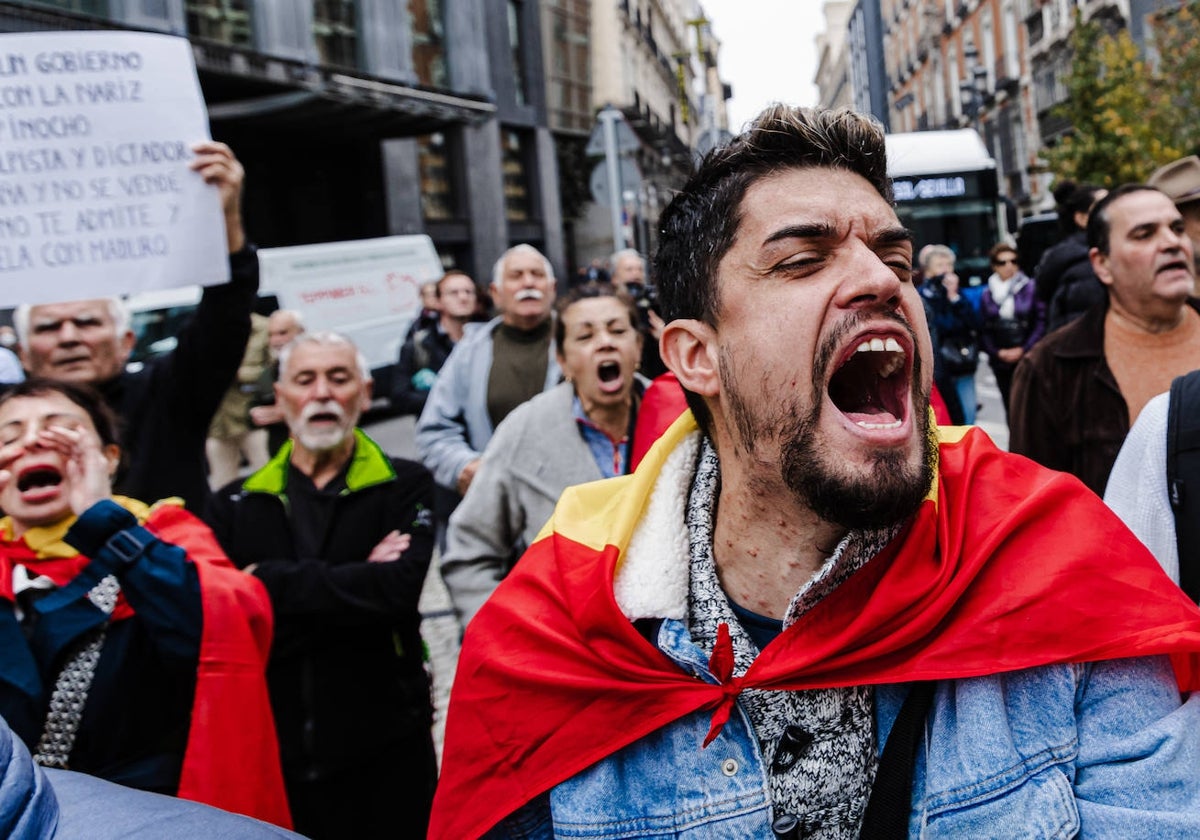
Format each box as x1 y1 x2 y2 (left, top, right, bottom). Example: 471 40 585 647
919 764 1079 839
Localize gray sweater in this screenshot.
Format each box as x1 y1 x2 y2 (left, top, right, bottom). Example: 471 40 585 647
441 382 606 628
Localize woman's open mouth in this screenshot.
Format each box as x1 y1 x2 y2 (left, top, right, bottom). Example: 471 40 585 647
16 465 64 502
596 360 625 395
827 336 909 430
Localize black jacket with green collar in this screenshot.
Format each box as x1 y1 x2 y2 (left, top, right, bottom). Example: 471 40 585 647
205 429 435 779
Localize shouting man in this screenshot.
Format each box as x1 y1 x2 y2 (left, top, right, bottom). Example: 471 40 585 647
431 107 1200 838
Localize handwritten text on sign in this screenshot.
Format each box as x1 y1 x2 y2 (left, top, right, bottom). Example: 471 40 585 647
0 32 227 306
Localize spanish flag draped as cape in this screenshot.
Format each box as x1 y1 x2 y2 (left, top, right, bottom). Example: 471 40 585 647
431 416 1200 839
0 499 291 828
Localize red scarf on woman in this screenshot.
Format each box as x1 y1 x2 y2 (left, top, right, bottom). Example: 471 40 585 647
0 499 291 828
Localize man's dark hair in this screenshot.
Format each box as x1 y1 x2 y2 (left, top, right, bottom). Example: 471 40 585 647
0 378 122 449
1087 184 1163 254
553 282 639 353
653 105 893 434
1054 181 1106 235
436 270 475 297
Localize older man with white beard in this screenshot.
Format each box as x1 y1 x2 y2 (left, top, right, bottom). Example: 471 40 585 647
205 331 438 840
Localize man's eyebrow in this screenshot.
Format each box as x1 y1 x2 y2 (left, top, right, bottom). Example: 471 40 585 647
870 227 915 248
763 223 838 245
32 313 102 328
762 224 914 248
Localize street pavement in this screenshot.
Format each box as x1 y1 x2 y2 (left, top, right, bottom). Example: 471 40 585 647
973 358 1010 451
362 362 1010 762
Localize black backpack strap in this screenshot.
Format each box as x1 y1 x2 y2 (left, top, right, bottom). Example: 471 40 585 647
859 681 935 839
1168 372 1200 602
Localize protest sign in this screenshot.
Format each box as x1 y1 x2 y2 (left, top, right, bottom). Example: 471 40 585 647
0 30 228 305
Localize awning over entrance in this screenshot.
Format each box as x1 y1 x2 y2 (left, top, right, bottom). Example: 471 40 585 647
196 44 496 142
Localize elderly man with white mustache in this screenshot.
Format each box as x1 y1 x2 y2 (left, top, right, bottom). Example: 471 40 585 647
415 245 562 546
205 331 438 840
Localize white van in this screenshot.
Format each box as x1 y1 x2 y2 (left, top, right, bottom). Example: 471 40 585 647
125 234 446 401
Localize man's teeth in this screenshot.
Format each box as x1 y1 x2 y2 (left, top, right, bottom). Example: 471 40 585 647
855 337 903 353
855 419 903 430
853 337 905 377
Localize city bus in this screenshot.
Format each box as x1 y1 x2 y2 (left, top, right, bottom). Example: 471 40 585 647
885 129 1007 288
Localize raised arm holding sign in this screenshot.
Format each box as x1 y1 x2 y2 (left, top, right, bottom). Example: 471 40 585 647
3 31 260 511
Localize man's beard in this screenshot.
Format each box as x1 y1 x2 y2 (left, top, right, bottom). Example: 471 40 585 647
292 400 355 452
721 313 937 531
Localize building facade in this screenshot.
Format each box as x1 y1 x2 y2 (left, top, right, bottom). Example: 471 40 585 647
849 0 891 129
815 1 854 110
563 0 730 270
0 0 566 284
825 0 1182 220
875 0 1044 216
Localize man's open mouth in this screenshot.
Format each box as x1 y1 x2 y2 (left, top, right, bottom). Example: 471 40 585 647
827 336 909 430
1157 259 1192 275
308 412 340 424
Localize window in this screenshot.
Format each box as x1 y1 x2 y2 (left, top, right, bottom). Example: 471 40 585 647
501 129 532 222
506 0 528 106
313 0 358 68
23 0 106 14
410 0 447 88
1001 0 1020 80
981 8 996 90
545 0 591 132
418 133 456 221
187 0 252 46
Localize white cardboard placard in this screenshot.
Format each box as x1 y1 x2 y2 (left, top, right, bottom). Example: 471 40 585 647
0 30 228 305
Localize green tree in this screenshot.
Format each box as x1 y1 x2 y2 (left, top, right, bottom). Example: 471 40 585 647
1042 5 1200 185
1148 1 1200 157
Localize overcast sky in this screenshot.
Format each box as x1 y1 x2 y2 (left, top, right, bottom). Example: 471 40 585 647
701 1 825 131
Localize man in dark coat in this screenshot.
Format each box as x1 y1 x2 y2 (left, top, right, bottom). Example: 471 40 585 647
206 331 437 840
1011 185 1200 495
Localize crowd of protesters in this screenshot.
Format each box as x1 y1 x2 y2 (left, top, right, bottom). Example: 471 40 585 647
1 102 1199 840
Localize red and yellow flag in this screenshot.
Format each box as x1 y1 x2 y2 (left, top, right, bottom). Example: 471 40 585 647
431 415 1200 839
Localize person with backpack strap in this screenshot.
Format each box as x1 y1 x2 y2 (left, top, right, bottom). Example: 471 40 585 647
1106 369 1200 599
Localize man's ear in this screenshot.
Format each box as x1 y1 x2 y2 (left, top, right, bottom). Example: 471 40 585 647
1089 248 1113 288
361 378 374 412
660 319 719 398
118 329 136 362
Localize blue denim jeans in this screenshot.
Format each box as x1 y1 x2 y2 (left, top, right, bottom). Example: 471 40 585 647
953 373 977 425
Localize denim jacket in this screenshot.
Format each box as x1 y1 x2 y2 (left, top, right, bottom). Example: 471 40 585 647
485 430 1200 839
491 617 1200 839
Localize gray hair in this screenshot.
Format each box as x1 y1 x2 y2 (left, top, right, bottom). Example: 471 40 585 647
269 308 305 330
917 244 955 272
491 244 554 288
14 297 131 346
609 248 646 270
278 331 372 382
